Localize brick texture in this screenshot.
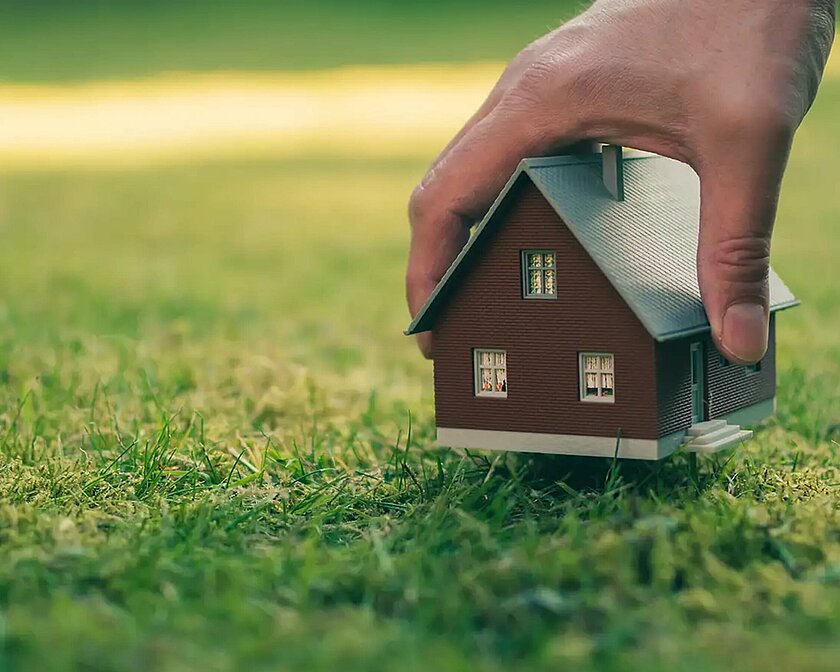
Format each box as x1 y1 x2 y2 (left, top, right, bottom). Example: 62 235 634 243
431 177 660 440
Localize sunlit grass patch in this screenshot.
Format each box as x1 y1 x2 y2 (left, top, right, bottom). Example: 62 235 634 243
0 64 505 168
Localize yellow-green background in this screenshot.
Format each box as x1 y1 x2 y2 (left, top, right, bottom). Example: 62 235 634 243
0 2 838 670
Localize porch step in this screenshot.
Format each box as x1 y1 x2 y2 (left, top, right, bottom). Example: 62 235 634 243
690 423 741 446
687 429 753 454
687 419 727 437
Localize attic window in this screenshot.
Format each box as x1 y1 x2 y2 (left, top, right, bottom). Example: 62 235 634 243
522 251 557 298
475 349 507 398
580 353 615 403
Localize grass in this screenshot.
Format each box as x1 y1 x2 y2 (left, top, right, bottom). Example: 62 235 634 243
0 0 583 83
1 3 840 670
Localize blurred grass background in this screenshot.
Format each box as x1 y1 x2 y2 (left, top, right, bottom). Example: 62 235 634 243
0 0 579 82
0 2 839 671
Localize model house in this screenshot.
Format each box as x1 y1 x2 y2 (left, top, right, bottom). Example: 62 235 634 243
406 147 798 460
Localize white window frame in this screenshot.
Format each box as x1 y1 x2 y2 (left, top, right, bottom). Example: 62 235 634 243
521 250 557 299
579 353 615 403
474 349 508 398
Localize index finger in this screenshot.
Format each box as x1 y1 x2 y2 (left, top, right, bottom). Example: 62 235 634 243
406 105 566 357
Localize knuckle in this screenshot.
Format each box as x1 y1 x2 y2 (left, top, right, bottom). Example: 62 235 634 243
749 101 797 140
404 258 428 289
502 50 584 136
511 34 552 68
508 59 557 104
712 235 771 296
408 181 434 226
708 87 796 144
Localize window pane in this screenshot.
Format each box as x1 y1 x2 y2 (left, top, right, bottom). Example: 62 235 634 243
476 350 507 397
601 373 614 396
529 269 542 294
585 356 598 371
495 368 507 392
528 253 542 268
585 372 599 394
543 253 555 268
544 269 556 294
481 368 493 392
601 355 613 372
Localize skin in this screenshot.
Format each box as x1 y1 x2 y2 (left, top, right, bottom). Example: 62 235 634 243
406 0 835 363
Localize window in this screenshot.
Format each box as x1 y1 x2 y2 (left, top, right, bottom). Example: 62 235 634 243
746 361 762 375
474 349 507 398
522 251 557 298
580 353 615 403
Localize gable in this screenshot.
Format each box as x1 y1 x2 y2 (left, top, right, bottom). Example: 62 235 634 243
431 176 648 339
430 177 658 439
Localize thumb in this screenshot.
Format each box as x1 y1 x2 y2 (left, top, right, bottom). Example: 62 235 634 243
696 142 789 365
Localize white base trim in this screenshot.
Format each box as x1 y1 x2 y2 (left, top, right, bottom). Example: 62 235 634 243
719 397 775 427
437 427 687 461
437 398 775 461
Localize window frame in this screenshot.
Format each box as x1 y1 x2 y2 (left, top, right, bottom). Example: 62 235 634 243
473 349 508 399
521 250 557 300
579 352 616 404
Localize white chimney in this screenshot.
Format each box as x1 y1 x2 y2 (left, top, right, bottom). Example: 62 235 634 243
602 145 625 201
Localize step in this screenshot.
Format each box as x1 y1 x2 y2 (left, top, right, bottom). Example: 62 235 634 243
687 429 753 454
687 419 727 437
691 424 741 446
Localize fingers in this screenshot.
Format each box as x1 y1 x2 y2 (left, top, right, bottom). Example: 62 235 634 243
696 132 791 364
427 37 555 172
407 101 571 358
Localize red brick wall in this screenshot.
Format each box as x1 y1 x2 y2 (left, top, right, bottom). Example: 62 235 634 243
431 176 659 440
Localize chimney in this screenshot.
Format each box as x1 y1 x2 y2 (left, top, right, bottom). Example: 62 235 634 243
602 145 625 201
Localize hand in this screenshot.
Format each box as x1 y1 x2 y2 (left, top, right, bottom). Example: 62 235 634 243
406 0 835 363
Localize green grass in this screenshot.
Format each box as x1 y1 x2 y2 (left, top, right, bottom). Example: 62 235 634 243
0 0 584 83
1 3 840 670
0 91 838 668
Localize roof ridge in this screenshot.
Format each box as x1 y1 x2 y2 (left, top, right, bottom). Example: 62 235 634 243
520 148 653 170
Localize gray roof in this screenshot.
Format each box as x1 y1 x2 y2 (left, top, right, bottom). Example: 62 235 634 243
406 151 798 340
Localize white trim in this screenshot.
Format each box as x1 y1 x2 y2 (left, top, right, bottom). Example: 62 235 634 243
579 352 615 403
437 427 687 461
473 349 508 398
436 398 776 462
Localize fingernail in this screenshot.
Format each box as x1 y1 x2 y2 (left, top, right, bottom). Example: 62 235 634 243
722 303 768 363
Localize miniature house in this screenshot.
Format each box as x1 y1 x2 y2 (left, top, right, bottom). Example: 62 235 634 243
406 147 798 460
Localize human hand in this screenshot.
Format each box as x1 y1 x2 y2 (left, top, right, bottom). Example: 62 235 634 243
406 0 835 362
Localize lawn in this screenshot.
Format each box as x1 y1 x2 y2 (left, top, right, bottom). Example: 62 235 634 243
0 3 839 671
